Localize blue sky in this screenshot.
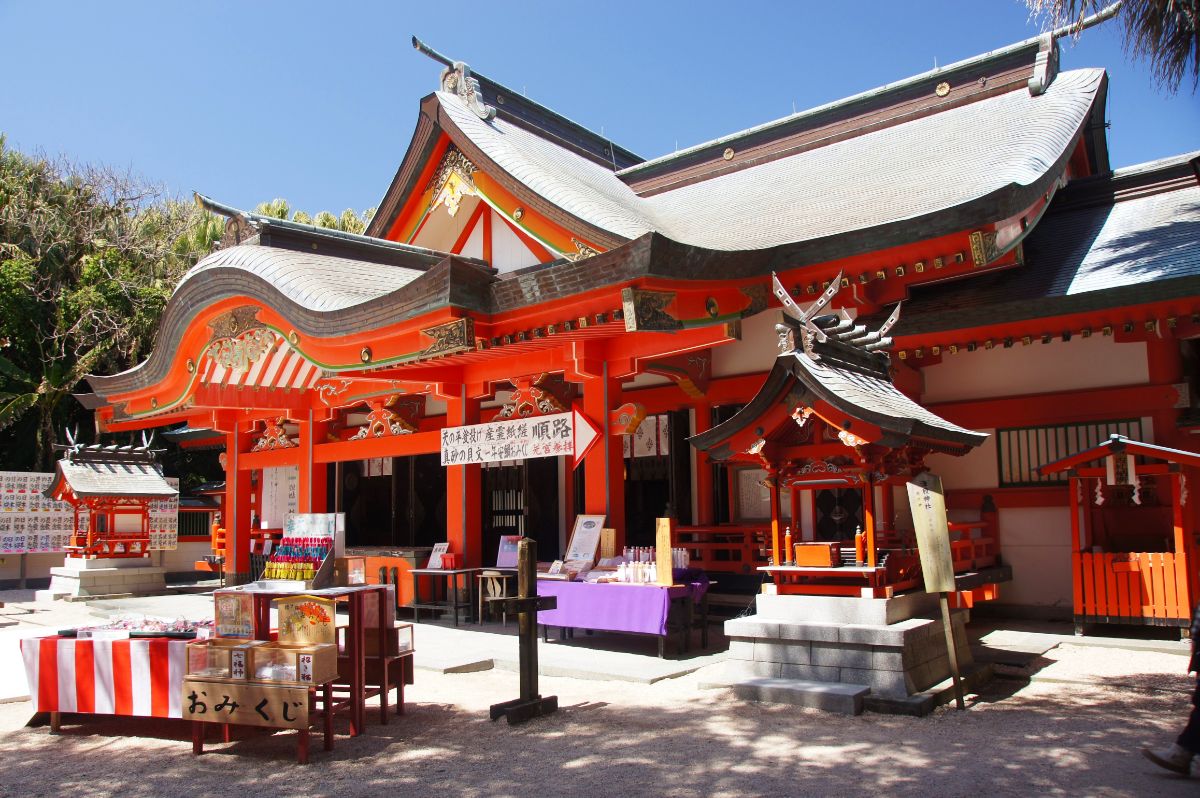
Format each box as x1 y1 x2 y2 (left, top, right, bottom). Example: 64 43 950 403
2 1 1196 217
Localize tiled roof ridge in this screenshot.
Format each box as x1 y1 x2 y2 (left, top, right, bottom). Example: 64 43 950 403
1049 151 1200 213
412 36 643 171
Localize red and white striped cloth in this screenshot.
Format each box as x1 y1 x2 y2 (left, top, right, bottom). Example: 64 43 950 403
21 636 187 718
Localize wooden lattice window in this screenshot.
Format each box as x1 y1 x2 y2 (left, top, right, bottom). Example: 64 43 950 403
996 418 1143 487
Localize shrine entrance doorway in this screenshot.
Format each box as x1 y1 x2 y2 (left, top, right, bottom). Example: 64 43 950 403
813 488 864 542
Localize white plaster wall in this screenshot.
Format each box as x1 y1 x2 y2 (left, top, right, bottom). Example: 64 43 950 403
921 336 1149 403
0 541 211 583
994 506 1073 608
158 542 211 575
712 309 778 378
490 211 542 273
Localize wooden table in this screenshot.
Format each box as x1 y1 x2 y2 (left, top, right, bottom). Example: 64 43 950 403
476 568 518 625
408 567 479 626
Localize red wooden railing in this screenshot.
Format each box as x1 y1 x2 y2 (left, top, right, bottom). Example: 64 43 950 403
673 525 768 574
1075 551 1192 623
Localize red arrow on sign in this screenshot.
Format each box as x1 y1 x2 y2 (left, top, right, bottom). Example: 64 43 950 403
571 408 601 469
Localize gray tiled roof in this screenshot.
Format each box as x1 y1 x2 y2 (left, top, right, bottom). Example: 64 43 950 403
180 245 425 312
892 159 1200 336
442 69 1104 252
46 447 177 500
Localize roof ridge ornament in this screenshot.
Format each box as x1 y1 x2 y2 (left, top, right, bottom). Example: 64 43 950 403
413 36 496 120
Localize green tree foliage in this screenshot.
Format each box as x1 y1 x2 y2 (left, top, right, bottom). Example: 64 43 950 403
0 136 222 469
254 198 375 234
1028 0 1199 92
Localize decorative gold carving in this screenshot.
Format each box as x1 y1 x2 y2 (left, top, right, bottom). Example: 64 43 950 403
288 330 299 345
935 81 951 97
349 403 415 439
722 147 735 161
428 149 477 217
498 373 573 418
621 287 681 332
565 238 601 262
968 230 999 267
207 328 276 372
252 418 297 451
186 358 195 374
419 318 476 358
208 306 262 341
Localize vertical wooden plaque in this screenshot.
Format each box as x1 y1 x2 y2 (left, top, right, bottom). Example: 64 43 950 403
655 518 675 586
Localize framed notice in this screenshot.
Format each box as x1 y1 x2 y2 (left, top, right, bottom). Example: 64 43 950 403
733 467 771 522
427 542 450 569
565 514 605 563
213 590 254 639
496 535 521 568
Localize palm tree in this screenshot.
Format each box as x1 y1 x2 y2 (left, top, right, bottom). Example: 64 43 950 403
1028 0 1199 93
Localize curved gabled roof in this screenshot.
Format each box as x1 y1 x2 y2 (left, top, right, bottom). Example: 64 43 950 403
432 68 1104 254
178 243 426 313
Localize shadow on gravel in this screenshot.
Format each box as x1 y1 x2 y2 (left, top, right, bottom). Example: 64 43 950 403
2 673 1197 798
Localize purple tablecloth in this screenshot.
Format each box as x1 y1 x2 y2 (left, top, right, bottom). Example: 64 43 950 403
535 580 703 636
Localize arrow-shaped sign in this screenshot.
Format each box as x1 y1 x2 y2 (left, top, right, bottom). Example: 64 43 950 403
571 407 601 470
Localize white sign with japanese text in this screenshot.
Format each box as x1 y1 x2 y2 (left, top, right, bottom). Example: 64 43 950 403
440 409 599 467
906 472 956 594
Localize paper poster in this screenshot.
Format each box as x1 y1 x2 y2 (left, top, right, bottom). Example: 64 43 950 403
427 542 449 569
261 466 299 530
565 515 604 563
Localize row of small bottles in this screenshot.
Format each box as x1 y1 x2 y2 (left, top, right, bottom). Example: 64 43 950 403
615 560 659 583
622 546 690 569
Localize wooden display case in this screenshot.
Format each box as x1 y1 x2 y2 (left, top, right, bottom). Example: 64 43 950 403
249 642 339 685
335 556 367 586
347 623 414 657
185 638 264 680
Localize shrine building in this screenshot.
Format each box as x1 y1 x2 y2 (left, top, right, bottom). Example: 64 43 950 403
79 32 1200 626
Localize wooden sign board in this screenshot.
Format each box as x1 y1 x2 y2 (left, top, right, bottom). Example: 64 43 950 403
599 528 616 561
906 472 956 594
274 596 336 645
183 677 309 729
655 518 675 586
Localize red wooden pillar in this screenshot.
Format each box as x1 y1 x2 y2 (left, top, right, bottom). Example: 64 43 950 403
863 478 877 567
693 405 714 525
1068 473 1084 618
582 370 625 549
445 387 482 567
767 466 782 567
297 410 328 514
225 423 253 583
1146 337 1184 449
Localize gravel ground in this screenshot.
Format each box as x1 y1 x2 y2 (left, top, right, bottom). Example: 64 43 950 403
0 638 1196 798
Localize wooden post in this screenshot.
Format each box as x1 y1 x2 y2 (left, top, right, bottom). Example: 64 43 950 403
863 478 877 567
768 468 782 567
489 537 558 724
939 592 965 711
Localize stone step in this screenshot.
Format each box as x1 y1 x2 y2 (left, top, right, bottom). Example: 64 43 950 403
700 668 869 714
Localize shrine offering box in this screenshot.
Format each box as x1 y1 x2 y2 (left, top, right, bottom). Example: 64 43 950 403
186 638 264 680
335 556 366 586
213 590 255 639
273 595 336 645
794 542 842 567
249 642 339 684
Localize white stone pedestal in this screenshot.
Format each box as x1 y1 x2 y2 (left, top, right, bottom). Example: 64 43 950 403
35 557 166 601
701 592 989 715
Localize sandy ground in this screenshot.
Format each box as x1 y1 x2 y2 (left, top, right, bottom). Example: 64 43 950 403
0 598 1197 797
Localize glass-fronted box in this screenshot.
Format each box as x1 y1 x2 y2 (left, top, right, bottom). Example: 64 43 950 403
339 623 414 657
248 642 339 685
186 639 264 680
